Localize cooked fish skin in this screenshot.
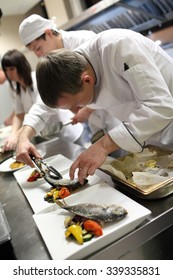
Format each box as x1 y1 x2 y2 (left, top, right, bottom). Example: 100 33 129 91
56 201 128 223
44 174 88 189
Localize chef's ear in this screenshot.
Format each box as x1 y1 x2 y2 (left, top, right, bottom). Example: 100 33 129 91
81 74 94 85
44 29 53 37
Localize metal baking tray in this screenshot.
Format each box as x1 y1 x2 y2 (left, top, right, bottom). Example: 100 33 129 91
100 145 173 199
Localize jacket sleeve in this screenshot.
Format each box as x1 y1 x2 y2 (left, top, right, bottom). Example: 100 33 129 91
23 98 58 135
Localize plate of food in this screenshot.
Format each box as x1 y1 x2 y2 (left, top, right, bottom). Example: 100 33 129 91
0 157 26 172
33 182 151 260
14 154 104 213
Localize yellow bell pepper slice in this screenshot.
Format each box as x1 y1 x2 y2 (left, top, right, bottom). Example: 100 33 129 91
53 190 59 201
65 224 83 245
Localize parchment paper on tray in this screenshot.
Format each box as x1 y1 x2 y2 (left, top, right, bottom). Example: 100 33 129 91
100 146 173 195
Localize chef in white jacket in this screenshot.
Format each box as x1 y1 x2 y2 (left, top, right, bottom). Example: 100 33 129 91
33 28 173 183
17 14 120 158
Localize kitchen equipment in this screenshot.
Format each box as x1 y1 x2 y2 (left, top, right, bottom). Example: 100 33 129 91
59 121 72 131
100 145 173 199
30 154 63 181
0 202 14 259
40 121 72 138
0 202 11 246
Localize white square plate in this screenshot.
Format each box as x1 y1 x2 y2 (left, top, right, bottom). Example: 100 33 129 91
33 182 151 260
14 154 105 213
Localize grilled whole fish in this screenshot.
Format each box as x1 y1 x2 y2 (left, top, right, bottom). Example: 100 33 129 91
56 200 128 223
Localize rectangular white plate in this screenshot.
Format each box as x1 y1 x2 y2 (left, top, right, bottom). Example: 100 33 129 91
33 182 151 260
14 154 105 213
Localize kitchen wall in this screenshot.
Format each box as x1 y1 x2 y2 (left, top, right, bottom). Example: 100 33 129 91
44 0 69 26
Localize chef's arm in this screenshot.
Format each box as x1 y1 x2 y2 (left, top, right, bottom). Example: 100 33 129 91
18 125 36 141
98 133 119 154
23 100 59 135
16 125 41 167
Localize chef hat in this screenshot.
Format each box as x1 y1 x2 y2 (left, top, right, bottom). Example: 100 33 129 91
19 14 58 45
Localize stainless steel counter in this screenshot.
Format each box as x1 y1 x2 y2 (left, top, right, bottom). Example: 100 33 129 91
0 137 173 260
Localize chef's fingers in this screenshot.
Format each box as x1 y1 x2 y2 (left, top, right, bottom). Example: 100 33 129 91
16 148 41 167
87 164 96 176
77 162 97 184
2 142 12 152
77 166 89 184
70 159 80 180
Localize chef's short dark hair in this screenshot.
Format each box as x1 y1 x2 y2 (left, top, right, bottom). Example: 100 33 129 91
36 49 88 108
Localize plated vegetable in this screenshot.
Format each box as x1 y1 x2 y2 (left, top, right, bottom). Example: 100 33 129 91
27 169 42 182
64 214 102 244
44 186 71 202
58 200 128 245
44 179 88 203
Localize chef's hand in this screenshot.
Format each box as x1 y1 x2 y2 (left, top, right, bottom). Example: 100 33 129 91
70 134 120 184
16 138 42 167
71 107 95 124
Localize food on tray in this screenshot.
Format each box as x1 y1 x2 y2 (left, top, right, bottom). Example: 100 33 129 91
44 179 88 203
9 161 25 169
58 200 128 245
101 147 173 192
27 169 42 182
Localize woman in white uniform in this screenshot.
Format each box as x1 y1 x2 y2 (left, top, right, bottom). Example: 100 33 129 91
33 28 173 183
1 49 83 151
16 14 121 158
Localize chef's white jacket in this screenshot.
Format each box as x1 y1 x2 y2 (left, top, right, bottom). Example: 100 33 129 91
13 72 83 142
75 28 173 152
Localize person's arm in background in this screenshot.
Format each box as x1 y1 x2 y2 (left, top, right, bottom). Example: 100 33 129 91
3 113 24 151
3 111 15 126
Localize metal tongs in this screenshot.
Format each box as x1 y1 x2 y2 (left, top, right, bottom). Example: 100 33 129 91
30 154 62 186
29 154 86 189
